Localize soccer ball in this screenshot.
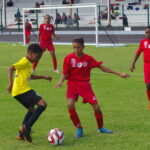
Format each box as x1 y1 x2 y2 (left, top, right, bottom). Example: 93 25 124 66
48 128 64 145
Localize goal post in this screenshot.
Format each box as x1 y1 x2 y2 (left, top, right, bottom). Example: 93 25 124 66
22 4 126 47
22 4 98 46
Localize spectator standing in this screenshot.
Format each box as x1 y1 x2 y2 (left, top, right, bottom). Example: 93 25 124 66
123 14 128 27
7 0 14 7
66 15 73 28
62 12 68 24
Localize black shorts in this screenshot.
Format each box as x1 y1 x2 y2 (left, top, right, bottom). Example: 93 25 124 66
14 89 42 108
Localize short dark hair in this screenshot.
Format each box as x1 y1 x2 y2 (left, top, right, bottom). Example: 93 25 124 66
72 37 84 46
27 43 42 53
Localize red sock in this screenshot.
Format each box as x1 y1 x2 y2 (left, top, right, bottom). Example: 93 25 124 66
95 112 103 129
52 58 57 70
32 61 39 70
146 90 150 101
25 38 28 44
68 108 82 128
25 38 30 44
27 38 30 44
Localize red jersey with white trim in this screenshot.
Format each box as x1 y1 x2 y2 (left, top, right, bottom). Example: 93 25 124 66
25 22 32 33
63 52 103 82
136 38 150 63
39 23 54 42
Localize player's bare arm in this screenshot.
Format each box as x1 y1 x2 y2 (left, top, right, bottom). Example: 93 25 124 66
31 74 52 81
7 66 15 93
56 74 67 87
130 53 140 72
99 65 129 78
53 33 60 41
37 33 41 44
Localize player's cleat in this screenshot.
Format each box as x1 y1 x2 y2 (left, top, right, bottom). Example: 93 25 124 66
22 125 32 142
98 128 112 134
16 127 25 141
75 128 83 138
54 69 60 73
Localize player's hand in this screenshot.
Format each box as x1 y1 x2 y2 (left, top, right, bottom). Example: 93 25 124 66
6 84 12 93
120 73 129 78
44 76 52 81
130 65 135 72
55 82 62 88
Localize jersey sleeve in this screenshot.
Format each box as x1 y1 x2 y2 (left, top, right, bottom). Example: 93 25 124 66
136 40 144 55
63 56 70 75
90 56 103 68
13 58 28 70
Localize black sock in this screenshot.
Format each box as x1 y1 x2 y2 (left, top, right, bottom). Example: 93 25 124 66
25 105 46 128
22 111 33 125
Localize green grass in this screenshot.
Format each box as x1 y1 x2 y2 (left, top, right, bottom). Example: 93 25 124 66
0 43 149 150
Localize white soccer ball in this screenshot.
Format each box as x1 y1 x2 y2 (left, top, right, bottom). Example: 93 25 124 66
48 128 64 145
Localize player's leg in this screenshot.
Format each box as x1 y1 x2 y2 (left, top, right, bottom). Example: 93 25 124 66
14 92 35 141
25 99 47 129
49 50 59 73
90 103 112 134
25 35 28 44
17 90 46 142
27 35 30 44
67 98 83 137
144 63 150 109
25 33 30 44
48 43 59 73
17 107 35 140
32 52 43 72
22 107 35 125
22 99 47 142
146 83 150 109
78 82 112 134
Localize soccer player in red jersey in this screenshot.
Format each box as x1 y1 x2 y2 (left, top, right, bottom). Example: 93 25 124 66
130 27 150 109
25 19 32 44
56 37 129 138
32 15 59 73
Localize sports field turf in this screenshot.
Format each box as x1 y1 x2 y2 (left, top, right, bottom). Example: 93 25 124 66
0 43 149 150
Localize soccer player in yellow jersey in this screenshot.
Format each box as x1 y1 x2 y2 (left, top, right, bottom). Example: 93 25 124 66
7 44 52 142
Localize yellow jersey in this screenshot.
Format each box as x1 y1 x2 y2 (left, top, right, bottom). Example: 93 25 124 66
12 57 32 97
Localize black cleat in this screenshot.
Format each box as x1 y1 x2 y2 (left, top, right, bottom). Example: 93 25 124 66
22 125 32 142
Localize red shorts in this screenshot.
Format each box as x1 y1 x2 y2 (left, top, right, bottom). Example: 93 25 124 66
40 41 55 52
144 63 150 83
25 31 31 36
67 81 98 104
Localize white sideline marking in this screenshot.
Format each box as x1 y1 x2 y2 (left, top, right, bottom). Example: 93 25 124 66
0 66 143 76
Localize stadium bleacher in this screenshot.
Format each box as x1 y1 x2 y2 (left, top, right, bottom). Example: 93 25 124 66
2 0 150 27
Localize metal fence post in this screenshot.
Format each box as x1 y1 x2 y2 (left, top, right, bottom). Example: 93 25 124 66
98 5 101 30
148 4 149 27
122 4 124 28
56 9 58 30
36 10 39 30
76 8 79 30
0 7 3 32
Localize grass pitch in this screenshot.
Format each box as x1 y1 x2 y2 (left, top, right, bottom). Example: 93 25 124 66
0 43 149 150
